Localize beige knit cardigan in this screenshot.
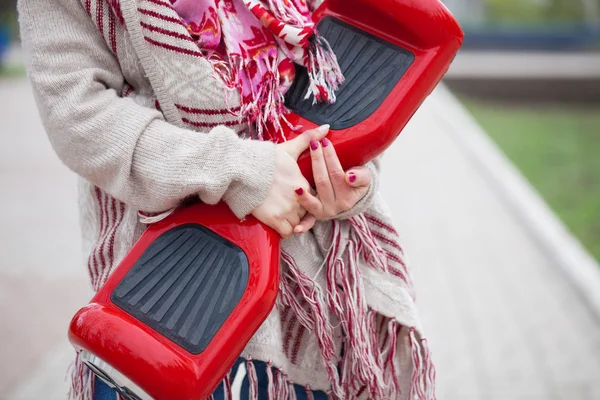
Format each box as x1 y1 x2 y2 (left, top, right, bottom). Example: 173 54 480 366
18 0 434 398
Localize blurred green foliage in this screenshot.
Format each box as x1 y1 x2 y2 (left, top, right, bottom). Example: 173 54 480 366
463 99 600 262
484 0 597 23
0 64 24 77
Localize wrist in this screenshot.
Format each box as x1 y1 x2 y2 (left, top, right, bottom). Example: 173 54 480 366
223 139 277 219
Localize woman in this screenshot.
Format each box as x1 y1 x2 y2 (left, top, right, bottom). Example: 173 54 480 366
18 0 435 398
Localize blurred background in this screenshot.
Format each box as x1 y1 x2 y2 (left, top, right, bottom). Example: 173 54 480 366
1 0 600 399
444 0 600 264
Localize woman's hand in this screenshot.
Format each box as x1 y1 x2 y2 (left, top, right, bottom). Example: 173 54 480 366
251 125 330 238
293 138 371 233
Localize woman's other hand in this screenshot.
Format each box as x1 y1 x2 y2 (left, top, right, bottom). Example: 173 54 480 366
293 138 371 233
251 124 330 238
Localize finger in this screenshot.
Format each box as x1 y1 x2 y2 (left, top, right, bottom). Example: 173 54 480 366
276 219 295 239
346 166 371 189
281 124 330 160
320 138 347 195
310 140 335 207
287 205 304 227
294 213 317 234
295 187 324 217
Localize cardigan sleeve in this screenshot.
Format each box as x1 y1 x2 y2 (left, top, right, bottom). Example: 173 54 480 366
17 0 276 218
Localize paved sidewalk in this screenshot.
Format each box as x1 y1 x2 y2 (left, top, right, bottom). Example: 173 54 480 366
0 78 91 399
380 88 600 399
2 78 600 399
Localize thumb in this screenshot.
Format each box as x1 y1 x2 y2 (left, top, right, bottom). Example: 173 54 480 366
345 166 371 188
281 124 330 160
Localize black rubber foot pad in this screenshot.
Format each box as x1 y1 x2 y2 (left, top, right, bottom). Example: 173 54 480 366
111 225 249 354
285 17 415 130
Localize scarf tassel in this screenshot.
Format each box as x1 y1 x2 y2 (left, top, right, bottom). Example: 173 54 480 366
210 360 298 400
266 365 291 400
305 33 344 105
223 370 233 400
250 362 311 400
349 215 389 273
277 371 289 399
223 53 295 141
266 361 277 399
246 359 259 400
67 352 94 400
326 221 386 398
280 251 344 398
305 385 315 400
409 328 437 400
383 319 400 399
326 219 436 399
289 380 297 400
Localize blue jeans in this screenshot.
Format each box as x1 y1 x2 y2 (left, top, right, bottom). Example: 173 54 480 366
94 358 327 399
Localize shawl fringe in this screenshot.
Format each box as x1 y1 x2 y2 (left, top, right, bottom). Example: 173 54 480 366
280 251 343 397
305 33 344 105
274 218 435 399
201 324 436 400
246 358 259 399
409 328 437 400
224 370 233 400
68 352 94 400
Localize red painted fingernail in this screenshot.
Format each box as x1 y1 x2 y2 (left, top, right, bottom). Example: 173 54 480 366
348 173 356 183
321 138 330 147
310 140 319 151
295 188 304 195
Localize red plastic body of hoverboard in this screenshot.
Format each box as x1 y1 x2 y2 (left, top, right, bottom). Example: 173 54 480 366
69 1 463 399
69 203 280 399
291 0 464 180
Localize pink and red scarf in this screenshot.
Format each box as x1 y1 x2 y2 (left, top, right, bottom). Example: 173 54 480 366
172 0 343 138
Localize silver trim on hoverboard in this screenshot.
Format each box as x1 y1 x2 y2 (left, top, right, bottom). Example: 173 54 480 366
80 351 153 400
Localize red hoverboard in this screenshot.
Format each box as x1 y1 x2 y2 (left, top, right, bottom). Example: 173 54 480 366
69 1 463 399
